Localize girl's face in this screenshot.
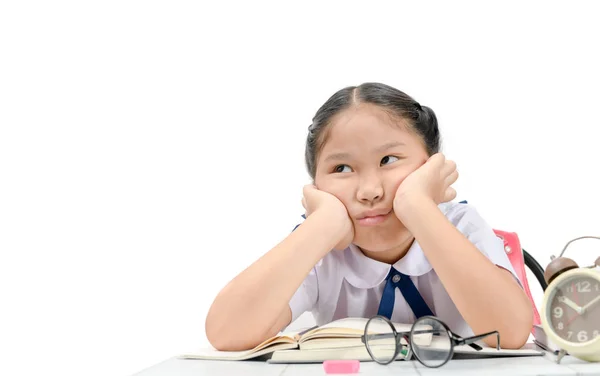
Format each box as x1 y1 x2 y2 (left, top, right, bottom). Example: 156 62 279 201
314 103 429 258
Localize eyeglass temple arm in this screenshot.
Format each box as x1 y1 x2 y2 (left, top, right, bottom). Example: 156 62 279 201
396 332 411 346
361 332 401 344
456 331 500 350
360 331 412 342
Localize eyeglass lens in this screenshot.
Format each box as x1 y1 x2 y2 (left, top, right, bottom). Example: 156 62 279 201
410 316 453 368
364 316 408 364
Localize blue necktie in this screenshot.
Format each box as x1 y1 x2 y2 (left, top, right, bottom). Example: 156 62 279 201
377 266 434 320
293 213 435 320
378 202 469 319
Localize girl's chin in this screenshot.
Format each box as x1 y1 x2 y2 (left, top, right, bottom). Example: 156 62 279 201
353 229 413 256
354 237 404 254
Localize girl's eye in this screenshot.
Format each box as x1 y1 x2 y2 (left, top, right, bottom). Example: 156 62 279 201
334 165 352 173
381 155 399 165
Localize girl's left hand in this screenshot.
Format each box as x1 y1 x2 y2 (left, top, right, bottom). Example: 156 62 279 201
393 153 458 217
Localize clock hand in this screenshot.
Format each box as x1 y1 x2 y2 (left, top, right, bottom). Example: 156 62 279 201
580 295 600 314
558 296 583 314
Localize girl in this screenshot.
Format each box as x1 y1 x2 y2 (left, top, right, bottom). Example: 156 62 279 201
205 82 533 352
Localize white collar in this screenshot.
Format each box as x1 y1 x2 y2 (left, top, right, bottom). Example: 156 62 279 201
342 240 433 289
337 201 454 289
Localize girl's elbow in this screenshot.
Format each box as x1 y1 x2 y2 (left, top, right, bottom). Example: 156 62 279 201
206 319 247 351
501 301 534 349
205 314 228 351
500 326 530 349
205 313 263 351
205 306 236 351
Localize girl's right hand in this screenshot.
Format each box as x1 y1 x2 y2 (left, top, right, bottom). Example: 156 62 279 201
301 184 354 251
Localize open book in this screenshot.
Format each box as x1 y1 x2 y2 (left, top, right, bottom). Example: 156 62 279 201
180 317 544 363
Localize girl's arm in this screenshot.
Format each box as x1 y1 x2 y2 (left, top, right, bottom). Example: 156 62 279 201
397 197 533 349
205 210 347 351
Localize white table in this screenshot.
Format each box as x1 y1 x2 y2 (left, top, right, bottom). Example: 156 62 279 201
134 352 600 376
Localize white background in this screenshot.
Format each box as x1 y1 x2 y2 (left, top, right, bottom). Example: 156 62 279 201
1 1 600 375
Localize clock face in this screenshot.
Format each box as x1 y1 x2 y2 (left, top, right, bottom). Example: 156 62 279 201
548 274 600 343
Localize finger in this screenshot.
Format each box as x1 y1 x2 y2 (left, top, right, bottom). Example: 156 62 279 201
445 170 459 186
443 187 457 203
428 152 446 168
303 184 317 195
302 184 314 201
302 184 317 215
441 159 457 177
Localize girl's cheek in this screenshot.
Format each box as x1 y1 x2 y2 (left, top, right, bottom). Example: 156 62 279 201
333 190 351 208
389 168 411 191
390 179 404 196
317 181 350 205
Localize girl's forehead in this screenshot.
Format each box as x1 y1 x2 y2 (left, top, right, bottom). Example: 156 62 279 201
324 105 418 148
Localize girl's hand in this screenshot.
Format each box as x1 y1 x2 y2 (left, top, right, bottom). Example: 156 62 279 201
393 153 458 219
302 184 354 251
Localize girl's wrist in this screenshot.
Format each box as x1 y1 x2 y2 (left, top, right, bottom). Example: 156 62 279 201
308 209 350 241
292 212 345 259
393 193 436 225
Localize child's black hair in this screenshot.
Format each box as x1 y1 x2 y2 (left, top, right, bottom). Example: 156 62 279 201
305 82 441 179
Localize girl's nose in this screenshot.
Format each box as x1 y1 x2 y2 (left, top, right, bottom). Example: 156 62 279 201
357 179 384 204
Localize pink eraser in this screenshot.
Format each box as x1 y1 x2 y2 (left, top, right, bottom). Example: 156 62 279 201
323 360 360 374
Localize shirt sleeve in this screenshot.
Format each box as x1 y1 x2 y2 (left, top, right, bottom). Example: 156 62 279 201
288 266 319 323
450 203 523 288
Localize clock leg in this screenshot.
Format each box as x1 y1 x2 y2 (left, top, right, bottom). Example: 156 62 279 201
556 349 567 364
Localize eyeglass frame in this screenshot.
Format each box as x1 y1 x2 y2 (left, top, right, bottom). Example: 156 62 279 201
360 315 501 368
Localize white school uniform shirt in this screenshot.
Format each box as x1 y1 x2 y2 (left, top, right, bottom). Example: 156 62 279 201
287 201 521 338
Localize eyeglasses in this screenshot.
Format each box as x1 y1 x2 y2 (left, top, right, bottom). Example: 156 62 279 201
361 315 500 368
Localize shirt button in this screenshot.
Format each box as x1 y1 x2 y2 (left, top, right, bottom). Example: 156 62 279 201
392 274 401 283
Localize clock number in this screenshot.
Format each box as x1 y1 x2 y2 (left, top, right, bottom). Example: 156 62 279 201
557 322 564 330
595 283 599 292
565 286 572 293
553 307 563 319
576 281 591 292
578 330 588 342
594 330 599 339
567 331 573 340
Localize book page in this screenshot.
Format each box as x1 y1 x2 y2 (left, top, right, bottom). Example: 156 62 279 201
179 342 298 361
268 342 544 364
268 346 379 363
299 337 364 350
454 342 544 356
409 335 543 357
300 317 414 342
177 332 299 361
314 317 412 331
316 317 370 331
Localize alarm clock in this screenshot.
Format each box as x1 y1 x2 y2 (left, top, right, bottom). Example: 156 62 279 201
540 236 600 363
